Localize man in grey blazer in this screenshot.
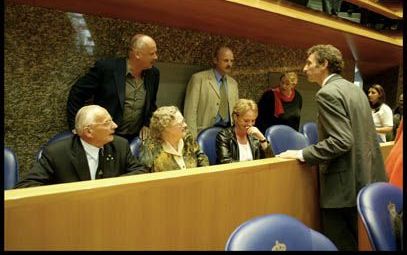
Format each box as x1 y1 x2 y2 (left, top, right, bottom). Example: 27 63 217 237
277 44 386 250
16 105 149 188
183 46 239 138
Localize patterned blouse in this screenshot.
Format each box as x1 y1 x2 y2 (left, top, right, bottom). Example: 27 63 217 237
139 130 209 172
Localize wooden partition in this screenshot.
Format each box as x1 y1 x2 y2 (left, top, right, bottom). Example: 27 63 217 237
5 157 319 250
5 142 394 250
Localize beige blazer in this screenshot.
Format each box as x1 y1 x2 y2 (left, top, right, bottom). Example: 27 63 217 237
183 69 239 138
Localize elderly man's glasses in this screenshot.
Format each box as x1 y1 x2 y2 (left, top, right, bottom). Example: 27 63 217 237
87 119 114 128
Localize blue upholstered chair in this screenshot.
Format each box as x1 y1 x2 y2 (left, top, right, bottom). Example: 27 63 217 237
129 136 142 158
265 125 308 155
4 147 19 190
225 214 337 251
196 126 223 165
301 122 318 145
36 131 73 160
357 182 403 251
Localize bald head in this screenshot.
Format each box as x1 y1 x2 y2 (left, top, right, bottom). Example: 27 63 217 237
213 46 234 76
129 34 156 52
74 105 108 136
128 34 158 72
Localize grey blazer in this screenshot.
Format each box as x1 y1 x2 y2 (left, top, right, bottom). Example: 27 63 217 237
302 74 386 208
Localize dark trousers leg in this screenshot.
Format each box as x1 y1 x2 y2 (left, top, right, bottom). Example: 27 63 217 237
321 207 358 251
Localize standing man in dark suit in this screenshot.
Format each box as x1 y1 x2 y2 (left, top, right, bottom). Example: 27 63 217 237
16 105 149 188
67 34 160 142
277 44 386 250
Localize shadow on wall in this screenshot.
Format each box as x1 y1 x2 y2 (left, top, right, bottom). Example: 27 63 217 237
155 62 206 111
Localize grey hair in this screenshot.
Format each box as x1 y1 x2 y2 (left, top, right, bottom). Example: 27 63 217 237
307 44 344 74
149 106 180 140
74 105 106 136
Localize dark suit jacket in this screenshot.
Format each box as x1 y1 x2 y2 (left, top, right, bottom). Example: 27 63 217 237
256 88 303 133
67 57 160 135
216 126 273 164
15 135 149 188
302 74 386 208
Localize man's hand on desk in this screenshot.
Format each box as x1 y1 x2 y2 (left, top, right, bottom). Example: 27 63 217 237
276 150 301 160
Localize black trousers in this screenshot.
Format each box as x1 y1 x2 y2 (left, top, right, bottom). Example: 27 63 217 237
321 206 358 251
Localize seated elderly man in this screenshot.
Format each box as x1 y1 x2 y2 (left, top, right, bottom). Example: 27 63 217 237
139 106 209 172
15 105 148 188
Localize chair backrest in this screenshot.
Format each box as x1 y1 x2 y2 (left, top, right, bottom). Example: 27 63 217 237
4 147 19 190
225 214 337 251
36 131 73 160
196 126 223 165
129 136 142 158
301 122 318 145
357 182 403 251
265 125 308 155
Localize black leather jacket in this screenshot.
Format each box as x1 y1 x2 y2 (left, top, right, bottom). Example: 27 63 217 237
216 126 273 164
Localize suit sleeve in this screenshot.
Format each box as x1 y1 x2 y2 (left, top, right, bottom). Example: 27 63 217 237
121 144 151 176
183 74 201 137
67 60 104 130
14 149 55 188
302 90 353 165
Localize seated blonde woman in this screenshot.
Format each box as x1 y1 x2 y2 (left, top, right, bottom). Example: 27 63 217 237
139 106 209 172
216 99 273 164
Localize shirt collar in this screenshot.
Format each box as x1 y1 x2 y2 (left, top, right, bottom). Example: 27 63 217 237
322 73 336 87
80 138 100 160
213 69 225 83
162 139 184 156
126 58 145 78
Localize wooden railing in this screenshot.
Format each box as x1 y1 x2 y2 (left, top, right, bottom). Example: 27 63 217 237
4 142 393 250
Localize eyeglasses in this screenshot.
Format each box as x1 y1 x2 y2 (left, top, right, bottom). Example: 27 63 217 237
87 119 114 128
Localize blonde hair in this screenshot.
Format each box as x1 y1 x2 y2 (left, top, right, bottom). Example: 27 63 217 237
284 72 298 86
232 99 258 117
149 106 181 140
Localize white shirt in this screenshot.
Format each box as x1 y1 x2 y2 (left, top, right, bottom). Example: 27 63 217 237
372 103 393 142
80 138 101 180
162 139 186 169
238 142 253 162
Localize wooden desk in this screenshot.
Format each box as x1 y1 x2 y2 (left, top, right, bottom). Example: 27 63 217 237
5 142 393 250
5 157 319 250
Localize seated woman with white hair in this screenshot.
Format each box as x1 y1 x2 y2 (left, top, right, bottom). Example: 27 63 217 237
139 106 209 172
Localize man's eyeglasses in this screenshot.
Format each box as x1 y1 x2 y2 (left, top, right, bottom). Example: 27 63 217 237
87 119 114 128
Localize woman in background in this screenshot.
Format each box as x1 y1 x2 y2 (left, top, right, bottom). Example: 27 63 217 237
367 84 393 142
216 99 273 164
139 106 209 172
256 71 303 134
